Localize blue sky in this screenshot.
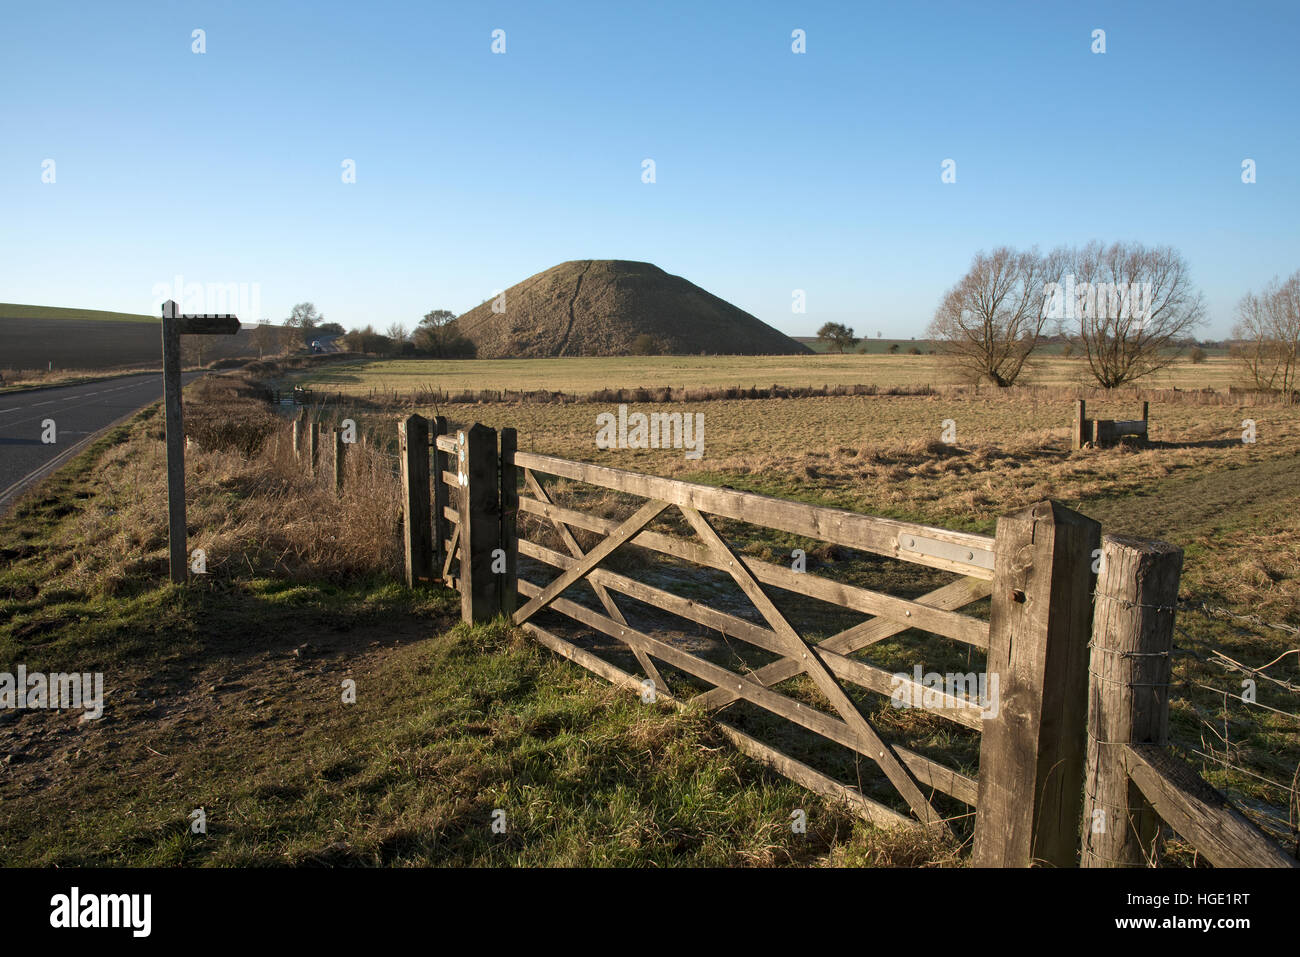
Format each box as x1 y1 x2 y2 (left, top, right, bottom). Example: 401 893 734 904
2 0 1296 338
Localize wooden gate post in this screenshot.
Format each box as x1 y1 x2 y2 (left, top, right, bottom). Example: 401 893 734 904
1081 535 1182 867
972 500 1101 867
499 427 518 617
1072 399 1091 450
432 415 449 579
457 423 500 623
399 413 432 587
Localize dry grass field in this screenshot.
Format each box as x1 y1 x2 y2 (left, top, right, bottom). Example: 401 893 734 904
287 353 1245 397
383 391 1300 617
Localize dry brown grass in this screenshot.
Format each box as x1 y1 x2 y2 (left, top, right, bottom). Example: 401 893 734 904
404 386 1300 659
54 376 404 597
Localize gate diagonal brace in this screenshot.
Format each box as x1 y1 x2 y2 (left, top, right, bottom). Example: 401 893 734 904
442 523 460 583
694 576 991 711
512 498 669 627
677 504 950 835
524 472 668 695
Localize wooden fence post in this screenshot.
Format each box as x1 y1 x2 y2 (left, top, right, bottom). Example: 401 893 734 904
1072 399 1090 450
399 414 433 587
458 423 500 623
972 500 1101 867
333 427 346 494
432 415 449 580
499 427 518 617
1081 535 1183 867
291 410 305 460
308 420 319 476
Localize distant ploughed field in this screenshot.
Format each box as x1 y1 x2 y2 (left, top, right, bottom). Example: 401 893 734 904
0 304 259 372
0 315 161 371
288 353 1243 397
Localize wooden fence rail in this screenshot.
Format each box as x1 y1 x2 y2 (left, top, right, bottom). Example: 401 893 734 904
397 416 1298 868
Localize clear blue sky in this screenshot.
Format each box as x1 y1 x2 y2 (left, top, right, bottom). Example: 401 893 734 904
2 0 1297 338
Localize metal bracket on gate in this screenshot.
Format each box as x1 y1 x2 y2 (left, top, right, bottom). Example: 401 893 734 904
897 533 995 572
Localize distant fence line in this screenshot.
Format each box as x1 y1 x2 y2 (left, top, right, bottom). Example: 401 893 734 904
282 381 1297 410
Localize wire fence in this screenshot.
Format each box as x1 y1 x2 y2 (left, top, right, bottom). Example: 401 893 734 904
1171 600 1300 845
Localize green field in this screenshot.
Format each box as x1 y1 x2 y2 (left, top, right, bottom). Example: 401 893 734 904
288 353 1246 396
0 302 156 323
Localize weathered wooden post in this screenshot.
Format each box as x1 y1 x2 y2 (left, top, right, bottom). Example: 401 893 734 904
291 409 305 460
973 500 1101 867
399 413 433 587
432 415 449 580
333 427 346 494
1072 399 1092 450
457 423 500 623
160 299 240 584
1141 401 1149 425
499 427 518 617
1081 535 1183 867
308 420 320 476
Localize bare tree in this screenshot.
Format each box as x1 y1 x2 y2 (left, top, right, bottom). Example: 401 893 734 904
928 246 1057 386
1062 242 1206 388
250 321 277 358
181 337 206 368
277 324 301 354
1232 271 1299 395
285 302 324 346
413 308 473 358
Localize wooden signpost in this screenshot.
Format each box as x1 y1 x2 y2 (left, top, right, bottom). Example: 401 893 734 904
161 299 240 584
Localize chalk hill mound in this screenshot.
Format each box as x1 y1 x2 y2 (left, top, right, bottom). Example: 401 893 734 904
453 260 812 357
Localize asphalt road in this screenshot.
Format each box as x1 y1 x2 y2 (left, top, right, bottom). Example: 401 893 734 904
0 372 202 513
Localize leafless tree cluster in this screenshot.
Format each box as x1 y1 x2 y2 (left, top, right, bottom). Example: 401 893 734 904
928 246 1061 386
1064 242 1206 388
1232 271 1299 396
249 321 300 358
929 242 1206 387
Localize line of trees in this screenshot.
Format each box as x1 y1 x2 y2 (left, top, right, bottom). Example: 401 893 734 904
928 242 1208 388
339 308 476 358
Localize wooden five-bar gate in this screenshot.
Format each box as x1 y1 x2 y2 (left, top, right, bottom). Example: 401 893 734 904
395 414 1297 868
